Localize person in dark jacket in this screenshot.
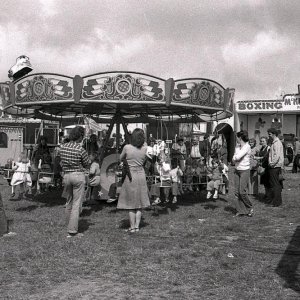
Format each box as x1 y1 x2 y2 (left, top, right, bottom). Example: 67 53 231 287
199 133 211 164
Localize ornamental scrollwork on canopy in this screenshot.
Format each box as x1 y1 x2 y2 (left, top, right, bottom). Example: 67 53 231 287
15 75 73 103
172 79 225 108
82 73 165 102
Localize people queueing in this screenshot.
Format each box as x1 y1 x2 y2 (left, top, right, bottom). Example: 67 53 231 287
232 130 253 217
267 128 284 207
10 152 32 200
60 126 90 238
116 128 150 233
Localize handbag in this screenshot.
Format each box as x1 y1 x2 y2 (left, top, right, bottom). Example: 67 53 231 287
257 166 265 175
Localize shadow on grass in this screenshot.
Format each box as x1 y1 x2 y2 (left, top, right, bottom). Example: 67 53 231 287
276 225 300 293
202 203 218 210
224 206 236 215
150 205 171 217
255 192 271 204
30 189 66 207
16 205 39 212
119 217 149 230
78 219 95 233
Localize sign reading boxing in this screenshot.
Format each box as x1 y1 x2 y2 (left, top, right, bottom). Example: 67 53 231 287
236 96 300 113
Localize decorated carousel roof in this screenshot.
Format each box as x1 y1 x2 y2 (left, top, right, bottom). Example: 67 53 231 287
0 71 234 123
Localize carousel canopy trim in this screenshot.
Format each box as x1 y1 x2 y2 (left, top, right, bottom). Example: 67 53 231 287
1 72 234 121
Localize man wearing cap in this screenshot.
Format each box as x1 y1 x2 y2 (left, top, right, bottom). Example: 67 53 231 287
267 128 284 207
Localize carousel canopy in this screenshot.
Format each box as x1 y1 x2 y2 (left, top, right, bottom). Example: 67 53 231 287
0 71 234 122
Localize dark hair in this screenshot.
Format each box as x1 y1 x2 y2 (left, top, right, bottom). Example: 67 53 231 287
39 135 48 144
249 138 256 146
149 137 156 144
177 137 184 142
131 128 145 148
89 152 99 162
204 133 209 139
43 153 52 164
69 126 85 141
171 158 178 169
236 130 249 142
267 128 278 136
90 134 97 141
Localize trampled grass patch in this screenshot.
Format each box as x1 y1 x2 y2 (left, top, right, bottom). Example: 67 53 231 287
1 169 300 299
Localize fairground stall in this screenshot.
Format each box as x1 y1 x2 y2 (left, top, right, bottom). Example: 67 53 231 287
0 117 59 167
1 71 235 199
235 86 300 145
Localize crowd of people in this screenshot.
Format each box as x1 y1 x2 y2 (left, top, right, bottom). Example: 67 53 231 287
1 125 300 238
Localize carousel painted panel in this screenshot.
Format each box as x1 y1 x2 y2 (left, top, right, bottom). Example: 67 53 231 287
81 72 166 104
172 78 226 110
14 74 75 106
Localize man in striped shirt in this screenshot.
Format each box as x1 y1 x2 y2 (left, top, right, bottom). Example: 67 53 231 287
60 126 89 237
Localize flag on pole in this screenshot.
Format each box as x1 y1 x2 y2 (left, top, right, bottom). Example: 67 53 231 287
84 116 103 133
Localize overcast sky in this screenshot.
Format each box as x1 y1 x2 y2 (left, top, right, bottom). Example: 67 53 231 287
1 0 300 100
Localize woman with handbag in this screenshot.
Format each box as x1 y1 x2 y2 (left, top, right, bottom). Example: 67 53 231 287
255 137 271 202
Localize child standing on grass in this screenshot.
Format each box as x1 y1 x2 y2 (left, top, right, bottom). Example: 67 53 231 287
10 152 32 199
86 153 101 202
150 155 172 205
219 157 229 194
169 159 183 204
206 159 223 200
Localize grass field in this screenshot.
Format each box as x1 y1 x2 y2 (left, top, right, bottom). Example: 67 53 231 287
1 168 300 300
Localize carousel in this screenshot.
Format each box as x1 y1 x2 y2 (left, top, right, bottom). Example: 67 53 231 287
0 57 235 199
